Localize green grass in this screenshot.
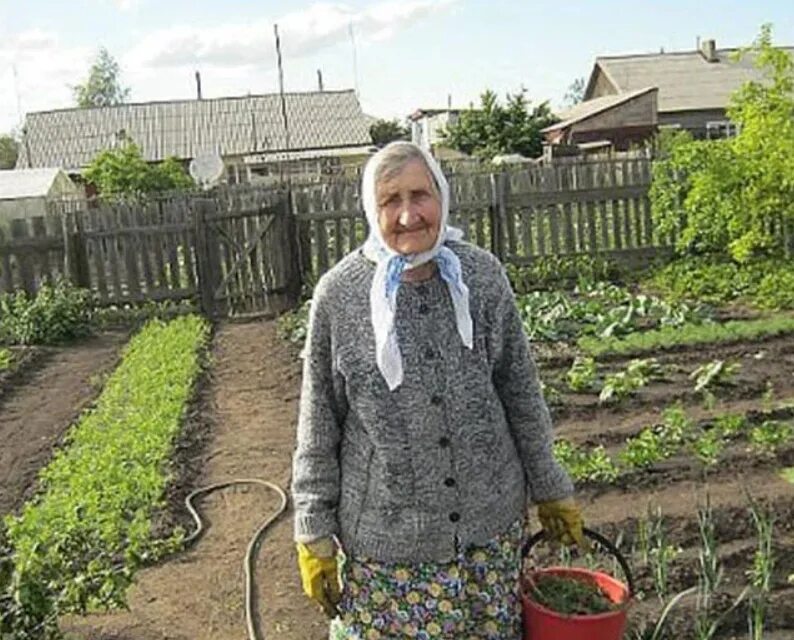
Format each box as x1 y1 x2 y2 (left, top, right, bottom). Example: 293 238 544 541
578 314 794 358
2 315 209 635
781 468 794 484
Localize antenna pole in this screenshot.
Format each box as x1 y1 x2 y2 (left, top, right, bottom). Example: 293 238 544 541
349 20 359 99
12 64 23 126
274 23 290 183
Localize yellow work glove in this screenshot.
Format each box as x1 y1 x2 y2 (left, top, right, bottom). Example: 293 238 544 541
296 538 341 617
537 497 586 548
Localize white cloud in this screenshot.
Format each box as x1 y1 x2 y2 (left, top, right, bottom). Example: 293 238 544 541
124 0 458 71
0 29 93 131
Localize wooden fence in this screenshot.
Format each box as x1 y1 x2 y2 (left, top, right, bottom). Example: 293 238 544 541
291 157 668 284
0 188 301 318
1 156 765 317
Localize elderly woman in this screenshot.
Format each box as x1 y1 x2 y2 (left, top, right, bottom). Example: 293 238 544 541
292 141 584 639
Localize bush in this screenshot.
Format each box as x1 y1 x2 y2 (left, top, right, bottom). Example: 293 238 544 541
0 279 93 345
645 256 794 309
649 26 794 262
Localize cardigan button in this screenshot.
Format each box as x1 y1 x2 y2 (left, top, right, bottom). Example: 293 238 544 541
449 512 460 523
424 347 436 360
444 477 456 488
418 303 429 314
431 395 443 406
438 436 450 448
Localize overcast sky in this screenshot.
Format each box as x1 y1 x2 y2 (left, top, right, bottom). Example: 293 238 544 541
1 0 793 134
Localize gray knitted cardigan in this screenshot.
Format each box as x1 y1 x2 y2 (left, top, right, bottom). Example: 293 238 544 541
291 240 573 563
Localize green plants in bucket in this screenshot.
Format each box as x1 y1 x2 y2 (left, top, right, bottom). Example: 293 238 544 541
521 528 633 640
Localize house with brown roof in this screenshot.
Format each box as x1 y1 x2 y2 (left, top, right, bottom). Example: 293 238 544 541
544 38 794 155
17 89 375 185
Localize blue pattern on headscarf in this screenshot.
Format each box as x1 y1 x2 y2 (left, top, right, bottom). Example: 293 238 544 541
384 255 408 306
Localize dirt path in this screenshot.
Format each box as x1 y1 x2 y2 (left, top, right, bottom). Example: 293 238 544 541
62 320 329 640
0 332 128 516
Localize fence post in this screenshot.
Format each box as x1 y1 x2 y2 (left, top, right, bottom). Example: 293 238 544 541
193 198 219 318
283 189 304 306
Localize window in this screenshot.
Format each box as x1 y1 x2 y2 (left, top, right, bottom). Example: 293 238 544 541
706 120 739 139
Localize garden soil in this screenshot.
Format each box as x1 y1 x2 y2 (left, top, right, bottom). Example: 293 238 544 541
0 331 129 516
60 320 329 640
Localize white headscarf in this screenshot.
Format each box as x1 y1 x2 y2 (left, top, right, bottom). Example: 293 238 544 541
361 142 473 391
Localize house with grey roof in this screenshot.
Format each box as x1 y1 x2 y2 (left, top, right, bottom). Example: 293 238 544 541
545 38 794 155
17 89 375 185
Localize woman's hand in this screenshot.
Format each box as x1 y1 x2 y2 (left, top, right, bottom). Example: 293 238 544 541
296 538 341 617
536 497 585 547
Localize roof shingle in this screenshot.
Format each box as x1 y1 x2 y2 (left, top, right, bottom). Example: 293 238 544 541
18 90 373 170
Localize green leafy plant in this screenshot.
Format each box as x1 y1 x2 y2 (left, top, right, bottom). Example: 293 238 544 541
599 358 662 404
276 298 312 345
0 348 12 371
553 440 619 483
660 403 695 445
620 428 667 469
690 359 741 393
712 412 748 439
0 278 93 346
566 356 598 392
1 315 209 637
691 432 724 467
749 420 794 455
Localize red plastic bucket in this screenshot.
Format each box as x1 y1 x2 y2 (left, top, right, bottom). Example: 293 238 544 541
521 528 633 640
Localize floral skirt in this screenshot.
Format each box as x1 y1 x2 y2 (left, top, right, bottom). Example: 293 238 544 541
329 520 525 640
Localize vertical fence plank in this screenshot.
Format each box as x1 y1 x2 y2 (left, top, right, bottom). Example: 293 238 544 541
118 205 140 301
103 206 123 300
548 203 561 255
30 217 52 284
535 203 547 256
313 187 329 277
0 226 13 292
162 201 181 290
10 220 36 294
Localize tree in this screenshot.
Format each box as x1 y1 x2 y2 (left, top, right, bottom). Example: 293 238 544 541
440 89 558 160
83 138 193 197
0 134 19 170
369 118 410 147
73 47 130 108
564 77 586 107
650 24 794 261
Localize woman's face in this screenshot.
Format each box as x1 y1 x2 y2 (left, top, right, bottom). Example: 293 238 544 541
376 158 442 255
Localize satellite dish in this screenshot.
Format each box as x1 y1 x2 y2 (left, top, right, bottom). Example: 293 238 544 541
189 152 224 188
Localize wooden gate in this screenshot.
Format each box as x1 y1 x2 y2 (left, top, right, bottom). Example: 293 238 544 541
193 189 301 318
